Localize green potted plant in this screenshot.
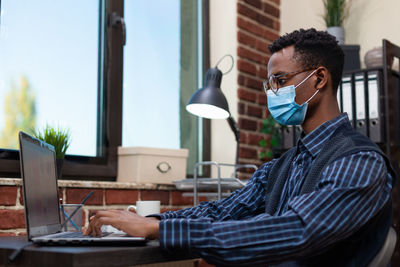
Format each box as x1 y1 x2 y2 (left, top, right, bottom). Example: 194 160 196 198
259 116 282 160
323 0 348 44
34 125 70 179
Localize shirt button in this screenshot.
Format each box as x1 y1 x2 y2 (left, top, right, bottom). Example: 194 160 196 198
298 164 303 168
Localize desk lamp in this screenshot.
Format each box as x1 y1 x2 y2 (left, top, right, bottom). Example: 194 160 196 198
186 55 240 168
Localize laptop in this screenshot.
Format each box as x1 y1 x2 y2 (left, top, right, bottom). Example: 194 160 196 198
18 131 147 245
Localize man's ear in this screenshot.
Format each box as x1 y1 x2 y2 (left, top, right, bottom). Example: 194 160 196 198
314 67 328 90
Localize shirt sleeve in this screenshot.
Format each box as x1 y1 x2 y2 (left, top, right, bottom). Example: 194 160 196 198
154 160 275 222
158 151 392 266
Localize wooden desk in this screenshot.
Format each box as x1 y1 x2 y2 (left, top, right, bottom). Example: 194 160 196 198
0 237 194 267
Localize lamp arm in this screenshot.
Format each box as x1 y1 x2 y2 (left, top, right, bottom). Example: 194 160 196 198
227 116 240 142
227 117 240 171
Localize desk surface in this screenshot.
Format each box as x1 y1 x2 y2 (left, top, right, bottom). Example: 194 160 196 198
0 237 194 267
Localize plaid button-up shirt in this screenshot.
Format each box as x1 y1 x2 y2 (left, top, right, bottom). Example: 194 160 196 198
156 114 393 266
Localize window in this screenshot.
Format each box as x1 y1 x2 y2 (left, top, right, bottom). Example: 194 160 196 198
122 0 209 175
0 1 99 156
0 0 209 179
123 1 181 149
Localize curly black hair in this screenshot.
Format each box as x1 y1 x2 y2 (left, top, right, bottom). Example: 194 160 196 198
269 28 344 92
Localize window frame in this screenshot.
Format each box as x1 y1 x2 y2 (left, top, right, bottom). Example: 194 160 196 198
0 0 210 180
200 0 211 177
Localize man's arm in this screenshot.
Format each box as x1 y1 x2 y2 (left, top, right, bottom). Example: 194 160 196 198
159 151 392 266
84 160 275 238
153 160 275 221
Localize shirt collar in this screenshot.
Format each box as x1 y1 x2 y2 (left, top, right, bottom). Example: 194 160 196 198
297 113 350 157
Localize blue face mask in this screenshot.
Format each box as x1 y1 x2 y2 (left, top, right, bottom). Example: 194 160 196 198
267 70 318 126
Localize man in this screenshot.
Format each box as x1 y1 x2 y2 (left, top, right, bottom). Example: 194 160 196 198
85 29 395 266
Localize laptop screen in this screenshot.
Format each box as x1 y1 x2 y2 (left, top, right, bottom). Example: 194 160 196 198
19 132 61 238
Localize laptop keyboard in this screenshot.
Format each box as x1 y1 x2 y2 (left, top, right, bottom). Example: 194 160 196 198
55 231 111 238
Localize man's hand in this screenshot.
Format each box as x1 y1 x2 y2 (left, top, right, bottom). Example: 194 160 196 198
83 210 159 239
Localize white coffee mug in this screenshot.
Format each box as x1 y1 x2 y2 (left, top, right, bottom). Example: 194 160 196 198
127 201 160 216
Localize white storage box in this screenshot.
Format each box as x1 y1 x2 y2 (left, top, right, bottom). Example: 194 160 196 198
117 147 189 184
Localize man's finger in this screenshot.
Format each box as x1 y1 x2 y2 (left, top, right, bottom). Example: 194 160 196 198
85 213 105 236
93 216 117 236
84 222 94 236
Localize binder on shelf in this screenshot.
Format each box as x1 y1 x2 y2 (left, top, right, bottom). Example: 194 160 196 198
367 72 382 143
337 86 343 112
355 74 367 136
340 76 353 120
282 126 295 149
339 71 383 143
294 126 302 142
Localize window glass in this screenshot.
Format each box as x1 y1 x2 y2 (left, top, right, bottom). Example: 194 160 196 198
0 0 99 156
122 0 202 173
122 0 180 149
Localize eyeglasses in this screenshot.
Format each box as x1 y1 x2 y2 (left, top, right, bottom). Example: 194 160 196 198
263 68 315 95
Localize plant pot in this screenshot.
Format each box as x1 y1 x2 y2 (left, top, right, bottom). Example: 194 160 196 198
327 26 345 44
56 158 63 179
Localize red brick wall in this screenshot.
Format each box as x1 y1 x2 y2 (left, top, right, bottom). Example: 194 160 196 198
0 183 203 236
0 186 25 236
237 0 280 178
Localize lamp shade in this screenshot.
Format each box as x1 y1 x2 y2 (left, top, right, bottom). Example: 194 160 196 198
186 67 230 119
